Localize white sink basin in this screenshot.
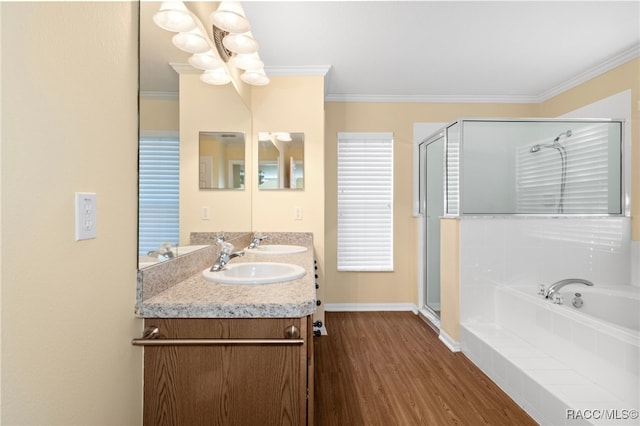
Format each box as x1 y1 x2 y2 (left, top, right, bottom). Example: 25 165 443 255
201 262 306 285
245 244 308 255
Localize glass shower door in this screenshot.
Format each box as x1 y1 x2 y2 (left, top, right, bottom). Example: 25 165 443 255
420 134 445 318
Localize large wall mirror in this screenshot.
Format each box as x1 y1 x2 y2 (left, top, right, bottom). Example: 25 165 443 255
139 1 253 268
258 132 305 190
199 132 246 190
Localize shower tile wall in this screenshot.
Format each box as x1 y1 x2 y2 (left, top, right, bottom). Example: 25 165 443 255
460 217 631 324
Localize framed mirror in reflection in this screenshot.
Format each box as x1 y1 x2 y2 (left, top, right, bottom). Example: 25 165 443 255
258 132 304 190
199 132 246 190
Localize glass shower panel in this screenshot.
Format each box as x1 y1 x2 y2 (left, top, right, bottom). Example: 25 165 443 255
459 120 622 215
424 136 445 317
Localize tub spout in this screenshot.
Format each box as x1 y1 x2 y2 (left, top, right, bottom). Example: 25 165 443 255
544 278 594 300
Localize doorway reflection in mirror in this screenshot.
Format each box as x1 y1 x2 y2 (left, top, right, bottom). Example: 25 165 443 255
199 132 246 190
258 132 304 190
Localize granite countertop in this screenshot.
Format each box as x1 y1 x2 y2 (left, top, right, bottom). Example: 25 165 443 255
136 240 316 318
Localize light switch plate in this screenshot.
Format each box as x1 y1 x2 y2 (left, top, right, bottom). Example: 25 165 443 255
75 192 96 240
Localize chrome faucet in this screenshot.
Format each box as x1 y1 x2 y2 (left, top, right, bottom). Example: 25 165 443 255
210 242 244 272
147 242 175 260
544 278 594 301
248 232 268 249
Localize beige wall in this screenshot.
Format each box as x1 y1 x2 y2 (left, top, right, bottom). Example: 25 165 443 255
252 75 326 321
1 2 141 425
440 218 460 341
140 98 179 132
179 74 253 240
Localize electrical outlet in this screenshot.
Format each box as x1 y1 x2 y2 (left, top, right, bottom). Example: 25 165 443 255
75 192 96 241
294 206 303 220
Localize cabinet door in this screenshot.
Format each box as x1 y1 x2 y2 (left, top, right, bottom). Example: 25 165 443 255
143 317 308 426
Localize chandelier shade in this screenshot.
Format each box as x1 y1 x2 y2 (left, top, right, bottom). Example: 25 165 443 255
240 69 270 86
153 1 197 32
210 2 251 34
222 32 259 55
172 29 210 54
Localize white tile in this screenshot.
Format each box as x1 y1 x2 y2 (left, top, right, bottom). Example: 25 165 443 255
505 361 526 405
596 331 626 367
516 356 569 371
533 369 593 386
542 386 569 426
548 384 620 404
571 320 596 353
552 312 573 340
522 372 544 415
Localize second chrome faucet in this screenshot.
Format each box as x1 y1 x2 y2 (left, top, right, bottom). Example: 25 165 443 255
210 242 244 272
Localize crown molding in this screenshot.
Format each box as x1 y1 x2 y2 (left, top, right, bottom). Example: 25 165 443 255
170 62 199 74
536 42 640 103
264 65 332 77
324 94 540 104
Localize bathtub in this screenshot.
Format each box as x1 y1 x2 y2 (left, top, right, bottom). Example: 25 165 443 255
555 285 639 332
461 283 639 425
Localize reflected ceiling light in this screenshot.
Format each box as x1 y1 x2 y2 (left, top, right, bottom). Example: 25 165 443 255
188 50 224 70
172 28 209 54
210 2 251 34
240 69 270 86
153 1 197 32
200 68 231 85
275 132 292 142
258 132 271 142
222 32 259 55
231 52 264 71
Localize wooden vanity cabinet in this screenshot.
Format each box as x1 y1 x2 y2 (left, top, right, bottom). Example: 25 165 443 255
143 316 314 426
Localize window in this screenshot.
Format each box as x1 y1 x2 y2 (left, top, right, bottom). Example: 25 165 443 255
138 136 180 256
337 132 393 271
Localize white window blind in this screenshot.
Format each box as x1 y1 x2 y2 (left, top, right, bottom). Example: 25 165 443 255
445 124 461 216
139 137 180 256
337 132 393 271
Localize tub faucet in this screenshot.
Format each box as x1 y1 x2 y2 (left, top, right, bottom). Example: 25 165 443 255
544 278 594 300
248 232 268 249
210 242 244 272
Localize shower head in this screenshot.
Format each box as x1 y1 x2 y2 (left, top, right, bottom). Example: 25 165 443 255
530 130 572 153
553 130 572 143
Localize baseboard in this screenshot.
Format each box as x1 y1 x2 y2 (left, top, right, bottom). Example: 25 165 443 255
324 303 419 314
439 329 461 352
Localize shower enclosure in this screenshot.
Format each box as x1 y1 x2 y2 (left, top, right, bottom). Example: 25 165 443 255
418 119 624 320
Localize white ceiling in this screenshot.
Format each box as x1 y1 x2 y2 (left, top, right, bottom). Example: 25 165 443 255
140 1 640 102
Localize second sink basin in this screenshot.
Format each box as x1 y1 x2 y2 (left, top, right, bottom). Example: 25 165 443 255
246 244 308 255
202 262 306 285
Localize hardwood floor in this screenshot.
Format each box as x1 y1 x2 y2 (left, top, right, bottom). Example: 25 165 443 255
314 311 537 426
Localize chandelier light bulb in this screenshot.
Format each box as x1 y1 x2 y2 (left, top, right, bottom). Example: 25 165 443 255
172 28 210 54
153 1 197 32
188 50 224 70
201 68 231 85
231 52 264 71
240 69 270 86
222 32 259 55
210 2 251 33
